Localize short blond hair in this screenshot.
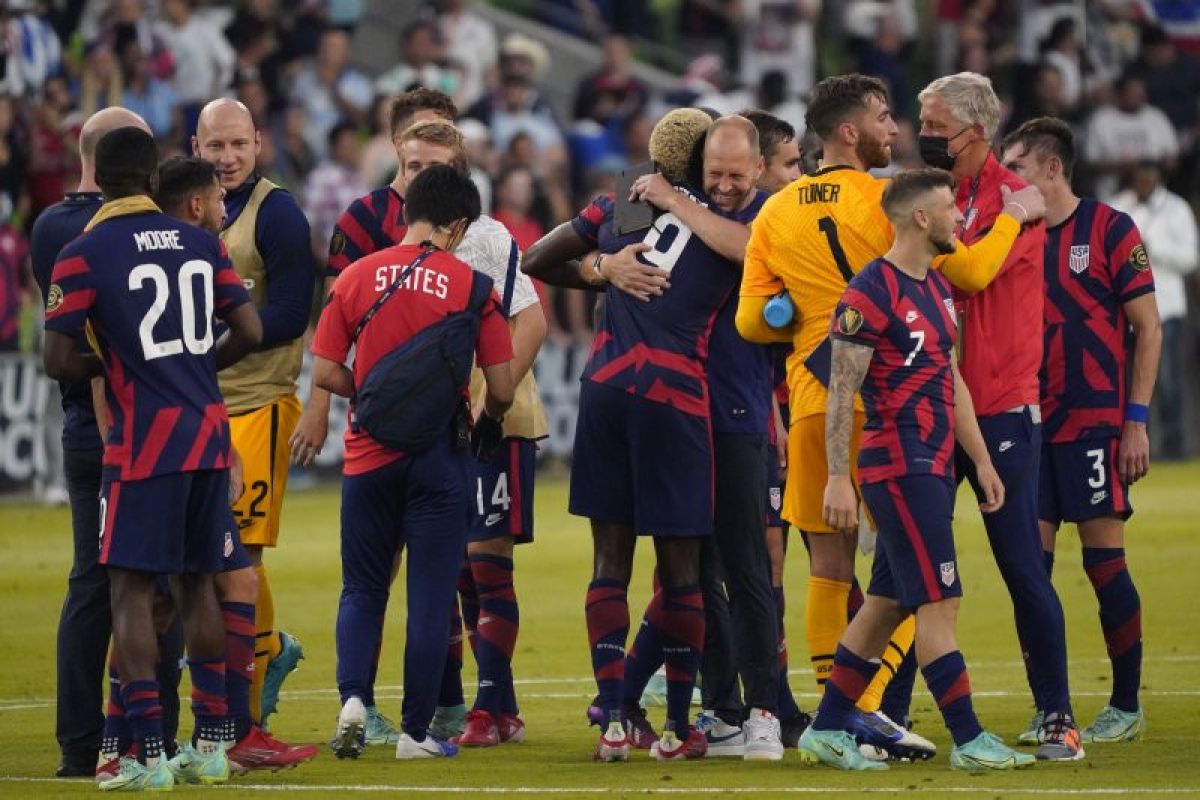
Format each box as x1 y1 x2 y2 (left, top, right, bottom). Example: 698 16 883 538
918 72 1001 141
400 120 468 174
649 108 713 184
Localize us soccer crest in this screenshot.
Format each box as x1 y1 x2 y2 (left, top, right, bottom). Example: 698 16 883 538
223 531 234 559
769 487 781 512
838 306 863 336
939 560 956 587
330 230 347 256
943 297 957 324
1069 245 1090 274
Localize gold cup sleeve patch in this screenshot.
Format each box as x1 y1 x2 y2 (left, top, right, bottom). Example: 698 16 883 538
45 283 64 313
1129 243 1150 272
837 306 864 336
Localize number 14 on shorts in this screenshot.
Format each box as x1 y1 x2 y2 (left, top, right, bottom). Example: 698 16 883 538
477 473 511 527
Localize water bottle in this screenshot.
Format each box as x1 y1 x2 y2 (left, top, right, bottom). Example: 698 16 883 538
763 291 795 328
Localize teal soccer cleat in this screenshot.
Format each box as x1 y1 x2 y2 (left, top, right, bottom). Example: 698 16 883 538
260 631 304 726
951 731 1037 771
98 757 175 792
165 743 231 785
365 704 401 745
1081 705 1145 743
798 727 889 771
1018 709 1044 744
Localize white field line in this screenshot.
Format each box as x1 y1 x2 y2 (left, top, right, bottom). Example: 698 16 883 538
4 687 1200 713
2 777 1200 795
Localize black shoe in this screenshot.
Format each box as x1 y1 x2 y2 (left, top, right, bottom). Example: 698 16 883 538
55 757 96 778
780 710 812 748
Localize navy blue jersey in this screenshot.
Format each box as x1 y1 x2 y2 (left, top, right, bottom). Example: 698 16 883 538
831 259 958 484
327 186 406 277
571 189 741 418
1041 198 1155 443
29 192 104 452
220 177 313 347
706 190 772 434
45 208 252 480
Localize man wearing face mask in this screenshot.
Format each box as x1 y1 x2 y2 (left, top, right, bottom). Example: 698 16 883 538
917 72 1079 759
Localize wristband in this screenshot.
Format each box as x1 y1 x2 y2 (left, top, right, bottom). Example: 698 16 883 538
1125 402 1149 424
1005 201 1028 224
591 252 605 284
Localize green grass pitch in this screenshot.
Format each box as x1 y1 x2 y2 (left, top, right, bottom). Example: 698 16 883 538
2 463 1198 798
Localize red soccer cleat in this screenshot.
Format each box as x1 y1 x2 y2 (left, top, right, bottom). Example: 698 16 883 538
227 725 318 773
497 713 526 744
452 710 500 747
651 727 708 761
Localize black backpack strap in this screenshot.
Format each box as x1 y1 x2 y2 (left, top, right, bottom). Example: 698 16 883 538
351 246 438 342
500 238 518 317
467 269 495 317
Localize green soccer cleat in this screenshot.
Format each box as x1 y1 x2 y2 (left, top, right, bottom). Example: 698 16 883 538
260 631 304 726
429 703 468 740
639 672 668 708
798 727 889 771
1018 710 1044 744
165 742 231 785
365 705 401 745
951 731 1036 771
98 757 175 792
1081 705 1145 743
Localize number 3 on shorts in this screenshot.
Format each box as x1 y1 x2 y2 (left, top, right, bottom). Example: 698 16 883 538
1086 448 1106 489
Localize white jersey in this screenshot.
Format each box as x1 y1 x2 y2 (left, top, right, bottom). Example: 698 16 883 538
456 215 539 317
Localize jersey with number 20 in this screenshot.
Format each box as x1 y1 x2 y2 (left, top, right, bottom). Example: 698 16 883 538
44 210 252 481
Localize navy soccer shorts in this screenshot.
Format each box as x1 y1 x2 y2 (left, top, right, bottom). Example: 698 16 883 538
469 438 537 544
1039 437 1132 526
862 475 962 609
99 469 235 574
766 447 785 529
569 380 714 537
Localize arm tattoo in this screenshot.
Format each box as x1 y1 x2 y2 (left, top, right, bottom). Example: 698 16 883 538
826 339 873 475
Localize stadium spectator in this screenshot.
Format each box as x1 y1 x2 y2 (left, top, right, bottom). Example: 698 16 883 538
0 207 27 352
1129 25 1200 195
1004 62 1072 135
738 0 819 95
432 0 498 108
375 20 458 101
359 95 400 189
116 33 179 140
572 34 649 124
0 95 28 224
155 0 236 135
10 0 64 98
1039 17 1083 108
304 120 368 265
289 27 373 159
76 40 123 118
457 117 495 213
273 105 317 190
1083 72 1178 199
1111 161 1199 461
492 165 544 254
27 78 78 222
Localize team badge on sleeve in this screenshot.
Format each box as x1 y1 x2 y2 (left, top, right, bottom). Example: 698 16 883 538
46 284 63 312
940 560 956 587
837 306 863 336
1129 243 1150 272
1069 245 1090 274
330 230 347 256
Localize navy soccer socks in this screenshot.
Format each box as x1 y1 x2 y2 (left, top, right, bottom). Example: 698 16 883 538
1083 547 1142 712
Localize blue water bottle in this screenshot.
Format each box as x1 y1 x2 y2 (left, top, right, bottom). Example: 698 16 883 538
763 291 795 328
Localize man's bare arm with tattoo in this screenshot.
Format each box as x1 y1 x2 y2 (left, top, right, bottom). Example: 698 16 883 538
823 339 874 530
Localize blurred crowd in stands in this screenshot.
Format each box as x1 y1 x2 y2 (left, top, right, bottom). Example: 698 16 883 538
1 0 1197 458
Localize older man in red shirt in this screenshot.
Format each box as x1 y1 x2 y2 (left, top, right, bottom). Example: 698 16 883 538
917 72 1080 761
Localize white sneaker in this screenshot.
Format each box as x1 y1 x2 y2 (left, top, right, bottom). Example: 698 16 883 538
333 696 367 759
742 708 785 761
395 732 459 759
694 710 744 757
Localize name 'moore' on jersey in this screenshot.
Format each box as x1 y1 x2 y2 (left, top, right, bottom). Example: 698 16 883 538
571 189 739 418
327 186 407 276
44 210 251 481
831 259 958 484
1041 198 1155 443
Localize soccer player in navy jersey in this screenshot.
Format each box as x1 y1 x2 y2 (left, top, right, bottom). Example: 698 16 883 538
1001 118 1161 744
806 168 1034 772
30 107 186 779
42 127 263 790
523 111 771 761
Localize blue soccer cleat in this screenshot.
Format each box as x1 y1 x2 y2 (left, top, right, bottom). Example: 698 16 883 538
260 631 304 726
